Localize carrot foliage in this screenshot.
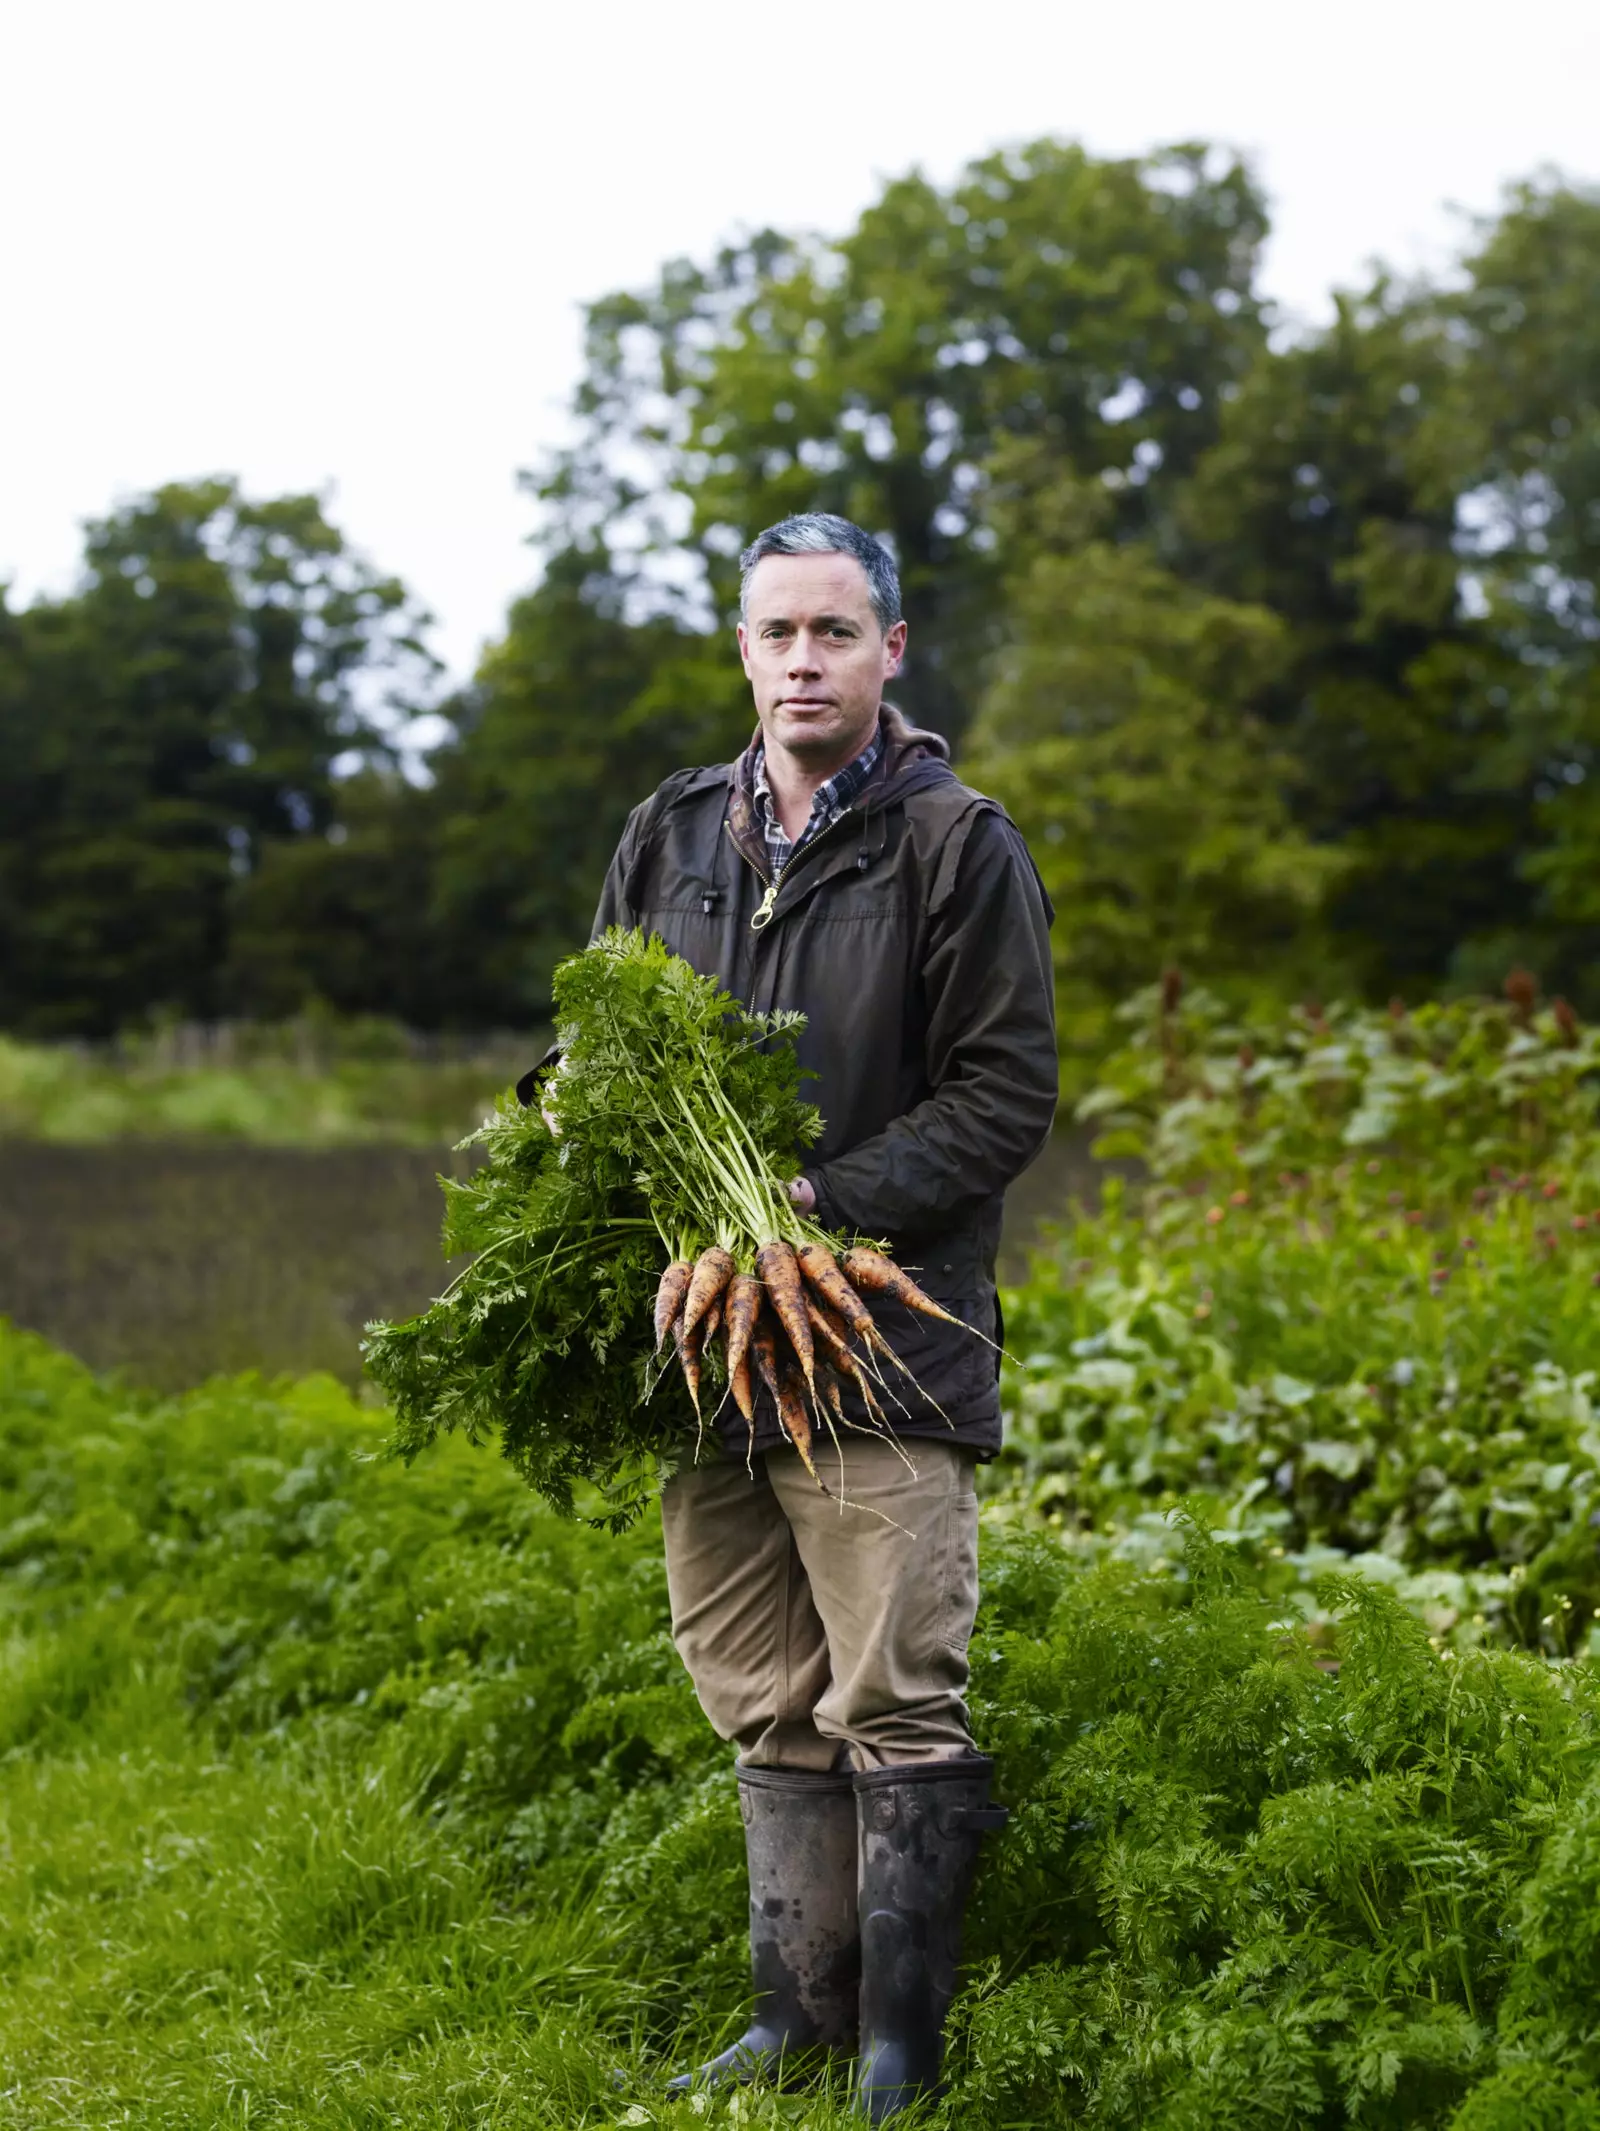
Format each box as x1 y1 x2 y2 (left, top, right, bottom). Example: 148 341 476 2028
362 929 822 1523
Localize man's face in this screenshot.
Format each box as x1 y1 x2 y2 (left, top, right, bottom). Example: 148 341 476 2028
737 552 907 767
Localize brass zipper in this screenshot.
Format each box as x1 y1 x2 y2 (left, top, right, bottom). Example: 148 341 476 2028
732 809 868 935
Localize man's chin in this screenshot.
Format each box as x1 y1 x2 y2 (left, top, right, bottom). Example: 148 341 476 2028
771 708 870 764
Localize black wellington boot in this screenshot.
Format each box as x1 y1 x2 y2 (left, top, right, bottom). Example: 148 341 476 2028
853 1756 1008 2122
667 1763 860 2093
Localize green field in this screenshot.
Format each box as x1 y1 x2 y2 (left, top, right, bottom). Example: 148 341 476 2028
9 990 1600 2126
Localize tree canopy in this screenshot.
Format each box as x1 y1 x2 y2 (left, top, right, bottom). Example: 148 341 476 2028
3 148 1599 1063
0 480 435 1036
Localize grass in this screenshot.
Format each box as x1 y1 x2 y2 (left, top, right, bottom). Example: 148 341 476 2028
0 1328 884 2128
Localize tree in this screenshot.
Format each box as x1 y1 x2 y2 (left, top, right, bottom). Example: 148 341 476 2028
426 550 752 1018
1443 180 1600 999
1171 291 1517 994
539 141 1268 741
222 768 460 1026
962 540 1341 1068
0 480 436 1036
1170 176 1600 1007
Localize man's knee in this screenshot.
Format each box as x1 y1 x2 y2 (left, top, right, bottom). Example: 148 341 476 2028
769 1438 983 1766
660 1451 834 1765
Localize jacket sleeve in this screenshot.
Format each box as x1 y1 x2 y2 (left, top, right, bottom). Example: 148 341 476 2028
805 810 1058 1238
590 799 649 937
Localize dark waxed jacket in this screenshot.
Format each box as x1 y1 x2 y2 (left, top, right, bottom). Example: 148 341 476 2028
579 705 1058 1459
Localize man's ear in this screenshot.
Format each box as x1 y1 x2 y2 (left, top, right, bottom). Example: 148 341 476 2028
884 619 908 678
736 621 754 676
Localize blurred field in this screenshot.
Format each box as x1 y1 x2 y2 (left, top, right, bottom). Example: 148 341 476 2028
0 1141 474 1388
1 1130 1101 1389
0 1024 539 1145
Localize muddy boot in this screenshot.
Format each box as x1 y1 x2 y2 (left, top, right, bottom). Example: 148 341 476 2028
668 1763 860 2093
853 1756 1008 2122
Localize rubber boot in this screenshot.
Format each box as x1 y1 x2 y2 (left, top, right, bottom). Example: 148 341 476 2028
668 1763 860 2093
853 1756 1008 2122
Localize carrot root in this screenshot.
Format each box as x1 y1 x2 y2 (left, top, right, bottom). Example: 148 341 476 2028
776 1366 825 1489
653 1260 693 1354
757 1240 817 1392
839 1244 1010 1358
751 1313 784 1409
724 1273 764 1401
673 1312 705 1419
840 1246 960 1326
795 1242 879 1342
681 1245 735 1345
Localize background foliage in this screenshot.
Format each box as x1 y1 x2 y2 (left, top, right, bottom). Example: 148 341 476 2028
3 149 1599 1060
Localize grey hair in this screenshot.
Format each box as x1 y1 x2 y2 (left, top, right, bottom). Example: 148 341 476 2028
738 513 902 634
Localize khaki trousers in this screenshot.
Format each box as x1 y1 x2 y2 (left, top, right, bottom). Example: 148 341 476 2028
659 1435 980 1772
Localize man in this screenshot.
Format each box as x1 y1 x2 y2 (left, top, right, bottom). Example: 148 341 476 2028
587 513 1057 2118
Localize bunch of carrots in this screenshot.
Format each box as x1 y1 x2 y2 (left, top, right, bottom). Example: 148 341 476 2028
368 930 978 1523
652 1232 962 1483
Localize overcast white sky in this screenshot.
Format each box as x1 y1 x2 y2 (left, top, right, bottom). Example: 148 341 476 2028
3 0 1597 685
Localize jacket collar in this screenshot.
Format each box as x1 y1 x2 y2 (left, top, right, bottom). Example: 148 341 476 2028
726 704 951 881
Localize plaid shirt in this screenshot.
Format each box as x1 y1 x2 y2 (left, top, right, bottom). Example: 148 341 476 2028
751 731 882 880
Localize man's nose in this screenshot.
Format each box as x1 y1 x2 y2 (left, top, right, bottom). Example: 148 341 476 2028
786 631 823 674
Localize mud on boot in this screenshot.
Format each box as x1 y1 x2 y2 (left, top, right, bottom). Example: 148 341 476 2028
668 1763 860 2094
852 1755 1008 2122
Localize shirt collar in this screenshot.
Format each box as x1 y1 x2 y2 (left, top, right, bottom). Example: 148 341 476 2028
752 728 882 810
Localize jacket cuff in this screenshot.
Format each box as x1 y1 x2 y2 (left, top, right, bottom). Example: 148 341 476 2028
805 1169 843 1232
514 1041 562 1108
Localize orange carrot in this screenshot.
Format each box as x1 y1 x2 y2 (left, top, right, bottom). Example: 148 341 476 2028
795 1242 879 1342
804 1295 855 1369
681 1244 735 1344
817 1365 846 1431
751 1310 783 1409
730 1343 756 1430
700 1293 724 1349
724 1273 764 1404
840 1246 960 1327
806 1304 890 1426
776 1365 823 1487
756 1240 816 1390
673 1312 705 1416
653 1260 693 1353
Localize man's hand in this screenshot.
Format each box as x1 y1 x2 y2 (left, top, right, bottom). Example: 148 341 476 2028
788 1176 817 1216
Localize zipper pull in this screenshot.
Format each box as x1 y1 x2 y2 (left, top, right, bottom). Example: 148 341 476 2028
750 878 779 932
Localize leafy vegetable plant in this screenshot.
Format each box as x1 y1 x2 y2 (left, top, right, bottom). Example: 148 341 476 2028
996 972 1600 1657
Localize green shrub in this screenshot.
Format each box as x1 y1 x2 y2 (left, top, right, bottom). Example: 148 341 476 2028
1081 976 1600 1196
994 983 1600 1656
955 1533 1600 2126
